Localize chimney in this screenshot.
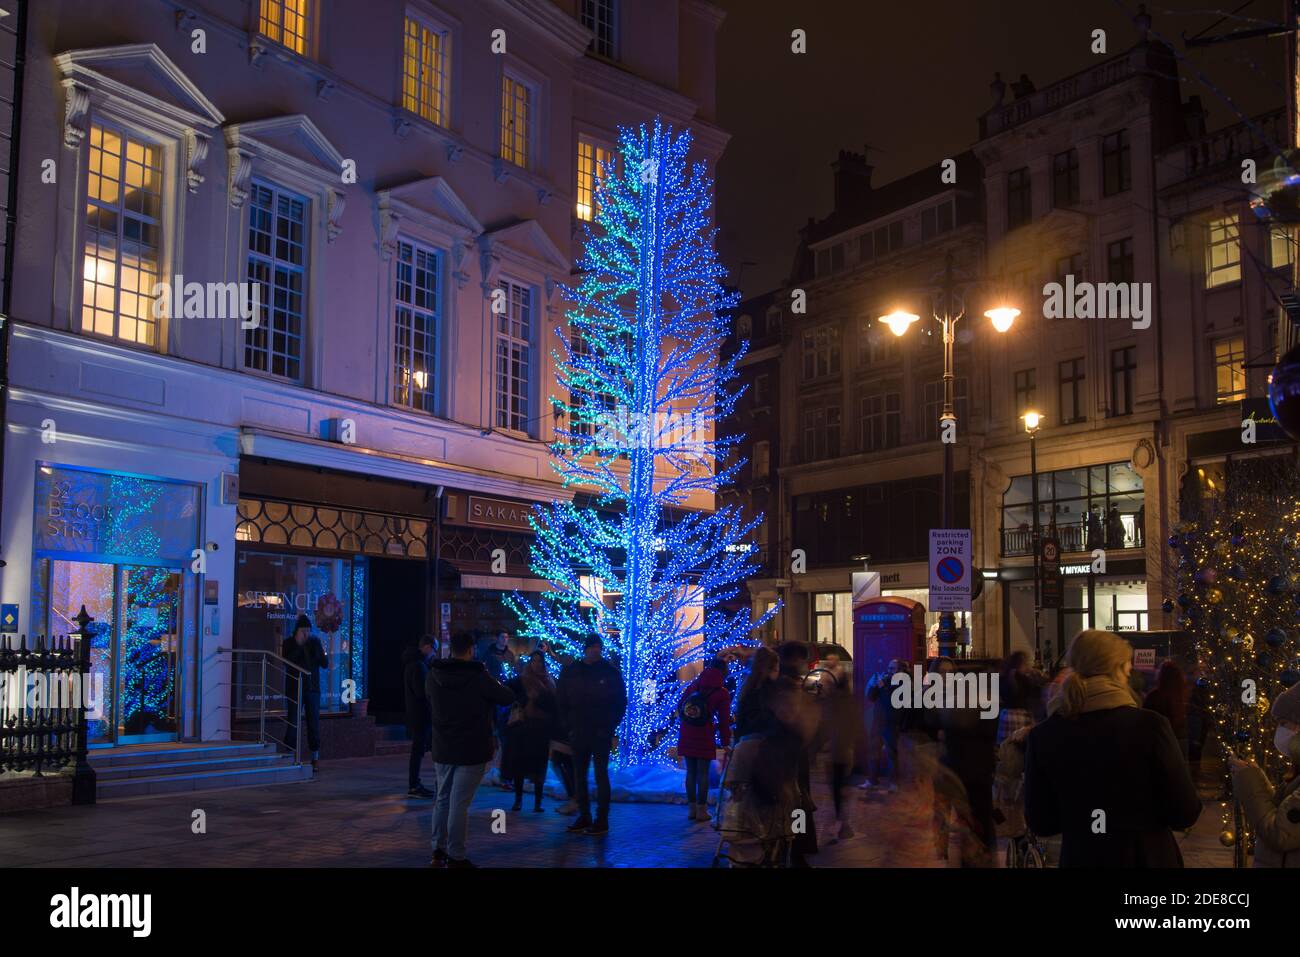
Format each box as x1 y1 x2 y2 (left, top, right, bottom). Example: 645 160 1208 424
832 149 873 214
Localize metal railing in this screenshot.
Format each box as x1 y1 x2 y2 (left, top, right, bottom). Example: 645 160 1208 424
217 648 307 764
0 605 96 803
1001 520 1143 557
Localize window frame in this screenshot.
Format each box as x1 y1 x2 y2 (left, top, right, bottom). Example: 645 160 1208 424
401 9 454 129
1109 345 1137 417
494 276 536 435
802 405 841 462
256 0 315 58
499 66 537 171
580 0 619 60
392 236 443 415
858 391 901 452
801 324 841 381
1101 129 1132 197
243 178 310 382
1006 167 1032 229
575 132 618 223
1106 237 1135 284
1205 215 1242 288
1057 357 1086 425
1212 335 1246 405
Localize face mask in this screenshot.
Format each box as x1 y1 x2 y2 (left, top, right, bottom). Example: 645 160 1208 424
1275 725 1297 759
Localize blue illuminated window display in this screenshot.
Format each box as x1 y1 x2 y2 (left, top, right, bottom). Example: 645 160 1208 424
31 465 200 744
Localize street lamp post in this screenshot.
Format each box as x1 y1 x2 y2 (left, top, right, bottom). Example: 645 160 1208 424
880 252 1019 659
1023 410 1043 665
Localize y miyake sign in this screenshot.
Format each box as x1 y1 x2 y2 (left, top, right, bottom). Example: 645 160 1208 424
928 528 971 612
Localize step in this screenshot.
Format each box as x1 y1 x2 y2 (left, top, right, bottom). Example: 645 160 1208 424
90 743 276 767
375 740 410 756
93 753 291 781
97 762 313 799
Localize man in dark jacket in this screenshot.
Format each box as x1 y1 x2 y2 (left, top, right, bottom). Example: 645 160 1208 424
777 641 817 865
282 614 328 771
426 631 516 868
403 635 437 798
557 635 627 835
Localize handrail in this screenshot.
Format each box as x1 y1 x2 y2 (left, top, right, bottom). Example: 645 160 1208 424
216 647 307 766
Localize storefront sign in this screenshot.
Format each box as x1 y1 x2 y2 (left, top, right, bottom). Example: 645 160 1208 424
0 604 18 634
465 495 537 532
34 465 200 563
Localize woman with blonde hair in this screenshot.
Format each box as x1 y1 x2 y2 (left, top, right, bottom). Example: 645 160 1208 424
1024 629 1201 867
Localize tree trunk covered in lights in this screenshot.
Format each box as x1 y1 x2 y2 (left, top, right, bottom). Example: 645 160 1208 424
507 119 777 768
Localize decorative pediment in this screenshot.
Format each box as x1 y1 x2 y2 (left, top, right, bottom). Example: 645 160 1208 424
224 116 347 240
477 220 571 319
376 177 484 286
56 44 224 191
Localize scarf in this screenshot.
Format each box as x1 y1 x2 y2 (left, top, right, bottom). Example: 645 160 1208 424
1077 674 1141 713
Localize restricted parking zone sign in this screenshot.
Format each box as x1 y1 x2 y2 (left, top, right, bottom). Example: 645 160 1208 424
928 528 971 612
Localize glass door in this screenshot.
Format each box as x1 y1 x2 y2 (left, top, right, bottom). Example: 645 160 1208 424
116 566 182 742
45 559 181 745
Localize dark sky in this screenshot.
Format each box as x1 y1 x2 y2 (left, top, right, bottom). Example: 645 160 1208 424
714 0 1287 297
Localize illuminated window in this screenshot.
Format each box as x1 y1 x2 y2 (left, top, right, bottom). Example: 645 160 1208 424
82 124 163 347
495 279 532 433
1270 227 1294 270
580 0 618 59
259 0 312 55
500 71 533 169
1213 336 1245 404
576 136 616 222
393 239 440 414
244 181 307 380
1205 215 1241 288
402 14 451 126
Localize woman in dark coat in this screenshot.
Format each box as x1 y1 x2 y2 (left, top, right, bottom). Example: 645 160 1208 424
1025 630 1201 867
502 652 557 812
1143 660 1189 759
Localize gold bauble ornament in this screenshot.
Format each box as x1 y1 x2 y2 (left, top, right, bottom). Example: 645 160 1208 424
1219 829 1236 847
1207 587 1224 605
1241 633 1255 651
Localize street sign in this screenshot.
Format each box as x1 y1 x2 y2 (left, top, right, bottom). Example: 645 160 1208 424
928 529 971 612
1134 647 1156 671
851 571 881 605
0 604 17 634
1040 537 1063 609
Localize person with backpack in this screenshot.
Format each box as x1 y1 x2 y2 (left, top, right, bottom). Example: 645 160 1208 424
676 657 732 821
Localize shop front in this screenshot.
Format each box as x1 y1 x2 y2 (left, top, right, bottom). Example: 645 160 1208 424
29 464 202 746
999 558 1149 661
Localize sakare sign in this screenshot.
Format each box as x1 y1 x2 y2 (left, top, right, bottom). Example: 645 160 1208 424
928 528 971 612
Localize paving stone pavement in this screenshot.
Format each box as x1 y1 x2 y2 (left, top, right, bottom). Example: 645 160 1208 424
0 752 1237 868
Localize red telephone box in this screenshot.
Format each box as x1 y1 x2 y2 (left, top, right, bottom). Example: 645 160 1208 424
852 595 926 693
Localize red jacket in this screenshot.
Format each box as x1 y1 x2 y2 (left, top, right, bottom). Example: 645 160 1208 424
676 668 732 759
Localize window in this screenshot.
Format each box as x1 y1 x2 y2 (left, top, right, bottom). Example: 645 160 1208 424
402 15 451 127
1001 461 1144 556
1052 148 1080 207
752 440 771 481
258 0 312 55
1270 227 1294 270
802 406 841 461
1107 237 1134 284
393 239 440 414
244 181 307 380
1054 252 1084 285
1058 357 1086 424
812 592 853 649
1007 167 1031 229
1213 336 1246 404
1014 368 1036 416
862 221 904 262
1101 130 1131 196
499 71 533 169
568 331 614 440
753 372 771 406
576 136 616 222
1110 345 1136 416
922 378 968 440
830 243 845 272
495 279 533 433
1205 216 1241 288
920 200 954 240
860 317 900 365
801 324 841 380
580 0 618 59
82 124 163 347
859 393 901 451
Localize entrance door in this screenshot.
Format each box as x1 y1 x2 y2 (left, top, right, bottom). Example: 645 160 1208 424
46 560 182 745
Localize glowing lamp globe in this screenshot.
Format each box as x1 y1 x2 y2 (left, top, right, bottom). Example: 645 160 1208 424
880 310 919 337
985 306 1019 333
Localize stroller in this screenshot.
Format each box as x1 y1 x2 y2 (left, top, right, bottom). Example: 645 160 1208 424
711 733 800 867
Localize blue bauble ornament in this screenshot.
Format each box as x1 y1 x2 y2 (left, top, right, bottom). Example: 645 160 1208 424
1228 564 1245 580
1267 628 1287 647
1195 677 1210 689
1281 669 1300 688
1161 599 1175 614
1268 575 1289 596
1231 521 1243 538
1177 593 1193 608
1167 534 1181 550
1267 343 1300 441
1231 534 1246 547
1235 730 1252 742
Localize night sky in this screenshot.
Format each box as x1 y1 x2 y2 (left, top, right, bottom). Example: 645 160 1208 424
714 0 1287 297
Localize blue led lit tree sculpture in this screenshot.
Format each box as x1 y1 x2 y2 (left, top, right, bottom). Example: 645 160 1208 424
508 119 775 768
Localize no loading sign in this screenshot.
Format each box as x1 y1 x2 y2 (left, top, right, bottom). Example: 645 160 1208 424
928 528 972 612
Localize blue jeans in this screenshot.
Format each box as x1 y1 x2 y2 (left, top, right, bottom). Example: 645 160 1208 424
432 762 487 861
684 756 710 805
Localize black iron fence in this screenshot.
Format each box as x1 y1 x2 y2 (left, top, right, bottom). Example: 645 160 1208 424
1001 519 1143 557
0 605 97 803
